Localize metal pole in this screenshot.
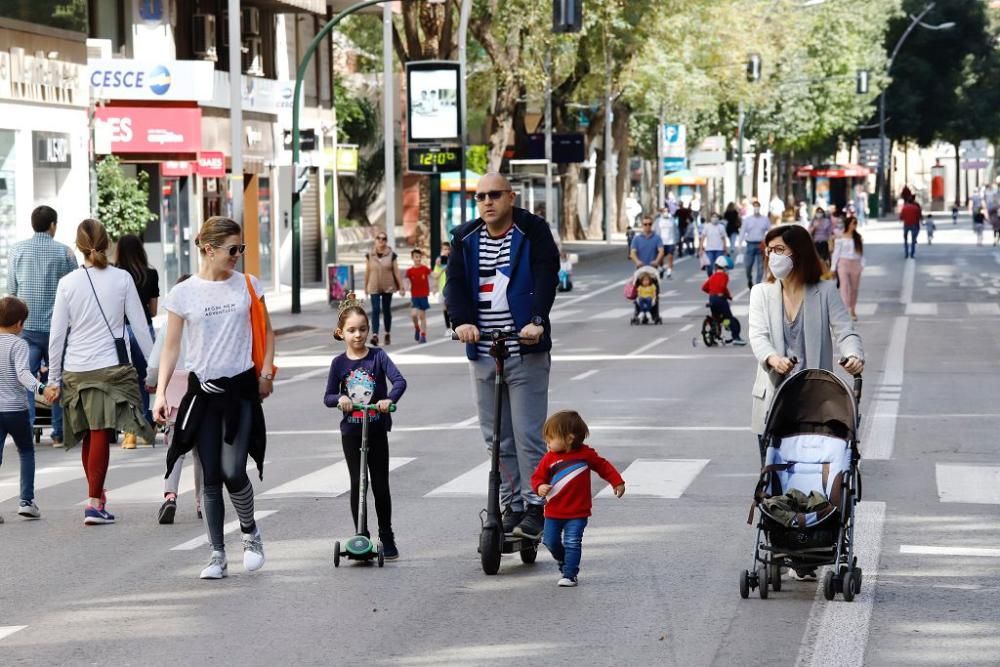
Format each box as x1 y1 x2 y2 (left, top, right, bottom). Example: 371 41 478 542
458 0 472 227
603 47 613 244
430 170 441 259
657 105 664 210
736 101 745 203
382 2 396 250
545 47 556 241
228 0 244 229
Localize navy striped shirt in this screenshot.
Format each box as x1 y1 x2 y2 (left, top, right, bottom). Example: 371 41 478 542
0 334 40 411
477 228 518 356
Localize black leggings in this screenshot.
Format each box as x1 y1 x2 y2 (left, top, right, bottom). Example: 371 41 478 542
342 429 393 538
197 400 256 551
370 293 393 334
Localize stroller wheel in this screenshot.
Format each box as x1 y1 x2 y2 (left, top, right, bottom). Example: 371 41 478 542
739 569 750 599
842 570 857 602
630 317 639 326
757 566 769 599
769 562 782 592
854 567 863 592
823 570 837 601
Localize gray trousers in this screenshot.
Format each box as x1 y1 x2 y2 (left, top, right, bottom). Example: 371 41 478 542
470 352 550 509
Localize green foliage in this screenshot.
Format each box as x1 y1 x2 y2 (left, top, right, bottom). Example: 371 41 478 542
466 145 488 174
8 0 88 32
95 157 157 241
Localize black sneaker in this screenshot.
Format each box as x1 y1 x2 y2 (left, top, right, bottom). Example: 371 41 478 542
158 498 177 525
513 503 544 539
380 532 399 560
502 506 524 534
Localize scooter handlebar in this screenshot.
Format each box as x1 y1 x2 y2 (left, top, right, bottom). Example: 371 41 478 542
352 403 397 412
450 327 522 342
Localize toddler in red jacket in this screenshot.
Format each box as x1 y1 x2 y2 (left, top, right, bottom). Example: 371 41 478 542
531 410 625 587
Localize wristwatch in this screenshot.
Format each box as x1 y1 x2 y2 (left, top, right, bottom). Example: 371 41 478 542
262 372 274 381
530 315 545 327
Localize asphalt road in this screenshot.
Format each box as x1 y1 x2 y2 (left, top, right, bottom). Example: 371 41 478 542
1 219 998 666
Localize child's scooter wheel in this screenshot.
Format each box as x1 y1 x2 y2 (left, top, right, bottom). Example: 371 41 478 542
377 546 384 568
333 541 341 568
520 541 538 564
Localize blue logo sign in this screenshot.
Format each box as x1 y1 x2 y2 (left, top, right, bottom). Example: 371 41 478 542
148 65 171 95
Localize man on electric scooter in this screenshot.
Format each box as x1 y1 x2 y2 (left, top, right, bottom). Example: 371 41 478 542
446 172 560 540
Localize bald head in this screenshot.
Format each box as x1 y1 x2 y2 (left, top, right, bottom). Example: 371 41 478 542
475 171 516 231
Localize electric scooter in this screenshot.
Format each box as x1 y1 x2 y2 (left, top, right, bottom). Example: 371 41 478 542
454 327 541 575
333 402 396 568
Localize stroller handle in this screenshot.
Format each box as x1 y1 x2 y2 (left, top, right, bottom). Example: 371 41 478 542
838 357 864 402
352 403 397 412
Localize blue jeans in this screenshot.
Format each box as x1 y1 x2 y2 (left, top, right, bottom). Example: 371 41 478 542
744 243 764 286
543 517 588 579
370 293 393 334
21 329 62 439
637 297 654 313
705 249 725 275
127 324 155 424
709 295 742 341
0 410 35 502
904 226 919 257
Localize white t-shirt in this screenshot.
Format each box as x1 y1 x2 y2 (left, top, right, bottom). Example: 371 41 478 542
162 271 261 380
701 221 727 251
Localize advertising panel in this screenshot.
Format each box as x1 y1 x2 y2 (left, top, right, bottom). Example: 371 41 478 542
406 61 461 143
94 107 202 154
88 60 215 101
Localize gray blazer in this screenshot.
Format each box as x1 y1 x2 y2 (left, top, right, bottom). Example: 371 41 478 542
748 280 864 434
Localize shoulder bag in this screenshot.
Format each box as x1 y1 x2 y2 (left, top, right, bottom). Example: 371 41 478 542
245 274 277 379
84 267 130 366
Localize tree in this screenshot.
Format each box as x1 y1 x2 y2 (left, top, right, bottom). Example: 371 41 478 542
95 156 157 241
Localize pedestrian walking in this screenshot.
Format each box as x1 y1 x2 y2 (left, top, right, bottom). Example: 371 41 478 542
6 205 77 446
114 233 159 449
900 196 922 258
691 192 703 224
0 296 48 523
47 219 154 526
432 242 452 330
630 216 665 271
809 207 834 265
990 207 1000 246
747 224 864 467
655 207 678 279
973 207 986 246
701 256 746 345
154 216 275 580
769 194 785 226
325 295 407 559
404 248 432 343
698 212 728 276
924 214 936 245
832 216 864 321
446 172 560 540
675 202 694 257
740 201 770 289
531 410 625 587
724 202 742 252
365 230 404 347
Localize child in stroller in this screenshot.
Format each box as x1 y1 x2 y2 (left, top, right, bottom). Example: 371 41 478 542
740 366 864 602
627 266 662 325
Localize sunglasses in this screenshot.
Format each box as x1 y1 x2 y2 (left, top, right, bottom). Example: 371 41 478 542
376 235 388 241
474 190 511 202
218 244 246 257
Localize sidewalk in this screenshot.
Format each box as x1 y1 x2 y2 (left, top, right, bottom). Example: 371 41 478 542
266 239 626 335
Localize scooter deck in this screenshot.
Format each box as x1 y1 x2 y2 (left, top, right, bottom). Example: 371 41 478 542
501 534 540 553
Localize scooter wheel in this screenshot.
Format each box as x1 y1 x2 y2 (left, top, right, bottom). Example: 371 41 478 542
520 542 538 564
333 541 340 568
377 546 384 568
739 569 750 599
480 527 502 575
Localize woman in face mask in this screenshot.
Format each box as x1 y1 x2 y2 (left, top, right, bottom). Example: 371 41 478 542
747 224 865 466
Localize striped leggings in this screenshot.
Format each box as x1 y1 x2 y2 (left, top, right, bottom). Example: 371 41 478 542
196 399 257 551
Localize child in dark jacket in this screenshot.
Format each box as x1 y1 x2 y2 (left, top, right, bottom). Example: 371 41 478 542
531 411 625 587
324 295 407 559
701 256 747 345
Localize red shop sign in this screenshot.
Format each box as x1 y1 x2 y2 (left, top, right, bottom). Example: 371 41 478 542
95 107 201 154
197 151 225 177
161 161 193 177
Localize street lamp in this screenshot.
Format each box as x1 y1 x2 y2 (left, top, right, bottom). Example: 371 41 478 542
876 2 954 217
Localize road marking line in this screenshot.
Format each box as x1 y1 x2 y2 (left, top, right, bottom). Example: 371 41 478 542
551 278 628 309
0 626 27 641
882 317 908 386
679 323 693 332
271 424 750 437
795 501 886 667
900 545 1000 558
905 302 937 316
259 458 414 499
548 308 581 323
590 306 635 320
855 303 878 316
272 351 727 368
861 316 907 461
935 463 1000 504
595 458 709 498
170 510 278 551
901 255 915 304
424 461 490 497
452 415 480 428
273 367 328 387
571 369 600 381
0 465 86 503
659 306 698 319
966 302 1000 316
628 336 670 356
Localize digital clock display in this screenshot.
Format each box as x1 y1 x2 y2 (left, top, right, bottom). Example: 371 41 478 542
408 147 461 173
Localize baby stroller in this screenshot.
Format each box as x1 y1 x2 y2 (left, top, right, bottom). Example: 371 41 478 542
626 266 663 325
740 366 864 602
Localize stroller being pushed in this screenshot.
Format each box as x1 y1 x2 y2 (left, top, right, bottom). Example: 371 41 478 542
740 367 864 602
625 266 663 325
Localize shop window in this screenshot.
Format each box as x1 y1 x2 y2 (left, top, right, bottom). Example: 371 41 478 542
0 131 16 288
87 0 126 53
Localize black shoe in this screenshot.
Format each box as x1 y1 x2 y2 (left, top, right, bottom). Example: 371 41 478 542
371 334 379 347
158 498 177 525
380 532 399 560
502 505 524 534
513 503 544 539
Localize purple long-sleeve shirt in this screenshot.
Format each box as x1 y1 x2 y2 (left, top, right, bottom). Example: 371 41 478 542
324 348 406 435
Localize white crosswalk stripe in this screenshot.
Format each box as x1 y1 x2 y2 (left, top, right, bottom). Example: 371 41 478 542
0 626 27 641
935 463 1000 504
590 307 636 320
424 461 490 497
170 510 278 551
259 457 414 498
905 302 937 316
595 459 709 498
966 302 1000 316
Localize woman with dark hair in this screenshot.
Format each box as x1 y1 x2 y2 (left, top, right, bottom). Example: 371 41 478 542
724 202 742 251
832 217 864 321
809 207 834 266
747 224 865 466
115 234 159 448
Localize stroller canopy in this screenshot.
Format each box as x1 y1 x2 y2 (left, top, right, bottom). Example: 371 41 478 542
763 369 858 441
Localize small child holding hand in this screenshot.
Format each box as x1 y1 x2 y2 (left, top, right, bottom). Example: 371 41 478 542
532 410 625 587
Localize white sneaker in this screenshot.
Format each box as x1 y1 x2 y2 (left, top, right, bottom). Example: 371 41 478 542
558 577 578 587
200 551 228 579
17 502 40 519
242 528 265 572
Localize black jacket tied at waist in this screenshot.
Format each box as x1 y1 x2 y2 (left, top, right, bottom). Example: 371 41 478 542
165 367 266 481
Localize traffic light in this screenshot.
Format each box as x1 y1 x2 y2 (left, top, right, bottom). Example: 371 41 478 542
746 53 761 82
856 69 869 95
553 0 583 33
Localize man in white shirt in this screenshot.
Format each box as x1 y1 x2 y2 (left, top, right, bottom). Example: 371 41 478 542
655 207 678 278
740 201 771 289
769 195 785 225
698 213 728 276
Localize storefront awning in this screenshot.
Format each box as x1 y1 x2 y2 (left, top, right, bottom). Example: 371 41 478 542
250 0 324 13
663 169 707 186
796 164 871 179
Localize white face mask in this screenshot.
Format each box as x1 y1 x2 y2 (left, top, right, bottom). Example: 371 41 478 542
769 253 794 280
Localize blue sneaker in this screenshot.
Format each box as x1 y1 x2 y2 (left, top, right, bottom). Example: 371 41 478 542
84 505 115 525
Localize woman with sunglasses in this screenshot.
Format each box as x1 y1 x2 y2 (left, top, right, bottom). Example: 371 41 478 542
365 231 404 346
153 216 276 580
748 224 864 467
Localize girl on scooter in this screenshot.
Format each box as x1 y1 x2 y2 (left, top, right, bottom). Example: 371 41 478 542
325 295 407 559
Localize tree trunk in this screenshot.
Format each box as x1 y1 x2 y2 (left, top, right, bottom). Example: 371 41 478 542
559 162 586 240
588 157 606 238
486 80 520 171
954 142 962 208
752 152 761 200
613 102 630 230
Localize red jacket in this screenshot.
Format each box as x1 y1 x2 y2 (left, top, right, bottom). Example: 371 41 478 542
701 271 732 299
900 202 922 227
531 445 624 519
